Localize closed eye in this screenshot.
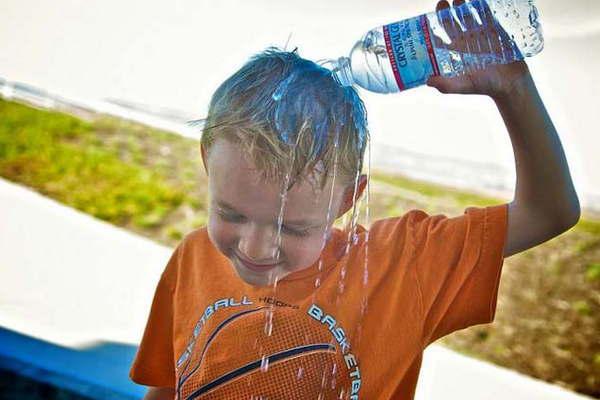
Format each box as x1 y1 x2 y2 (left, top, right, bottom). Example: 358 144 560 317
216 209 245 223
281 225 310 237
216 206 311 236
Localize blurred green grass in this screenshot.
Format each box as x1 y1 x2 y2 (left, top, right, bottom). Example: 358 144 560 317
0 98 208 243
0 99 184 226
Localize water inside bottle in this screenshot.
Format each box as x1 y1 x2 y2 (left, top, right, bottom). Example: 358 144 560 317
327 0 543 93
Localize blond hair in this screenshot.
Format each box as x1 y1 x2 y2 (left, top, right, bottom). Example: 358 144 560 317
199 47 369 189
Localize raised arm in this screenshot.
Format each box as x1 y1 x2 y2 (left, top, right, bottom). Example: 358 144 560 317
493 66 580 257
427 0 581 258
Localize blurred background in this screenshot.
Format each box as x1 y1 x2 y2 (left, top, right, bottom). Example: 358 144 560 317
0 0 599 399
2 0 600 207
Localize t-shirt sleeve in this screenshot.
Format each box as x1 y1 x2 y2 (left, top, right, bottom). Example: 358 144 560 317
129 243 182 388
411 203 508 347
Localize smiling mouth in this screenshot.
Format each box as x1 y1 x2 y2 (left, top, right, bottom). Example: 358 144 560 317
234 253 281 272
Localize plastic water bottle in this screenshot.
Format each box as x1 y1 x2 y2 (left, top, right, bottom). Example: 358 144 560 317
328 0 543 93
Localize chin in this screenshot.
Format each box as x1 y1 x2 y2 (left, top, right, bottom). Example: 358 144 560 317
239 275 270 287
230 258 278 287
237 270 277 287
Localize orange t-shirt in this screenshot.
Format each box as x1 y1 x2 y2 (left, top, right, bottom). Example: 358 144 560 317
130 203 508 399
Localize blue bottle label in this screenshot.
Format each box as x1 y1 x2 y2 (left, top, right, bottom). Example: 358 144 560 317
383 15 440 91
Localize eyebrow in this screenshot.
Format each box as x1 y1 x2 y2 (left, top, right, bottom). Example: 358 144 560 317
216 200 319 227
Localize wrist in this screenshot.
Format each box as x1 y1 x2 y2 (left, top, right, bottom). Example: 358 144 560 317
491 62 535 104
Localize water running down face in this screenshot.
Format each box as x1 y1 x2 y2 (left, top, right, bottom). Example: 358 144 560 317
204 138 366 287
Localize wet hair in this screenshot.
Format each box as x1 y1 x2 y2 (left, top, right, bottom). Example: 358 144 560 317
199 46 369 189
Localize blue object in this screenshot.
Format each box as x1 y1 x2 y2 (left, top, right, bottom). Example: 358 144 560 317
0 326 145 400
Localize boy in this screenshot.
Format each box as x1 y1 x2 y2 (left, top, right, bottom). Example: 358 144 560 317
130 1 580 398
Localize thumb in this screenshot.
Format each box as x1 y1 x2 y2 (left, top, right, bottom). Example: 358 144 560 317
426 75 474 94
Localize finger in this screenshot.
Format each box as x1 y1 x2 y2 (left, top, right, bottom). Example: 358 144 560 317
430 1 451 49
454 0 476 32
435 0 450 12
495 18 518 61
452 0 467 22
473 0 495 26
452 0 465 8
437 1 459 44
453 0 481 69
471 0 503 62
477 0 520 60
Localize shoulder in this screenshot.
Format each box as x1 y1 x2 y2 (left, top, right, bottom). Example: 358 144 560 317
365 209 429 252
177 226 226 264
161 226 220 281
369 208 433 236
181 226 211 249
368 206 494 250
403 206 499 233
410 205 508 255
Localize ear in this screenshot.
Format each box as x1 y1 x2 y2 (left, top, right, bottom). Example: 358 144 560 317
336 174 368 219
200 143 209 175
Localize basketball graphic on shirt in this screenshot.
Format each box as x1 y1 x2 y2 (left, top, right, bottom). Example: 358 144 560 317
175 305 351 399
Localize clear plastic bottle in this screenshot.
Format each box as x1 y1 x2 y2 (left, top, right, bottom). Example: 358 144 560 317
328 0 543 93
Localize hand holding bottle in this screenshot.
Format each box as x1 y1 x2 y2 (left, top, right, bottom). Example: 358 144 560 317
330 0 543 94
426 0 532 99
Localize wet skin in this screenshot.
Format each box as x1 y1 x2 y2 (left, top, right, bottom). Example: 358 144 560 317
202 138 366 287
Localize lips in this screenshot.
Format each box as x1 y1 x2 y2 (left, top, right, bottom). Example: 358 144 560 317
234 253 281 273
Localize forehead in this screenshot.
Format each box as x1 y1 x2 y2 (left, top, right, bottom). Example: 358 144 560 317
206 139 344 221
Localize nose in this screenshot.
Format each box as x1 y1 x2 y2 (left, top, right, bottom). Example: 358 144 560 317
237 223 280 262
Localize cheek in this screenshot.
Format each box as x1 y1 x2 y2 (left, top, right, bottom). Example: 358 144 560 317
207 214 237 253
284 234 327 269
